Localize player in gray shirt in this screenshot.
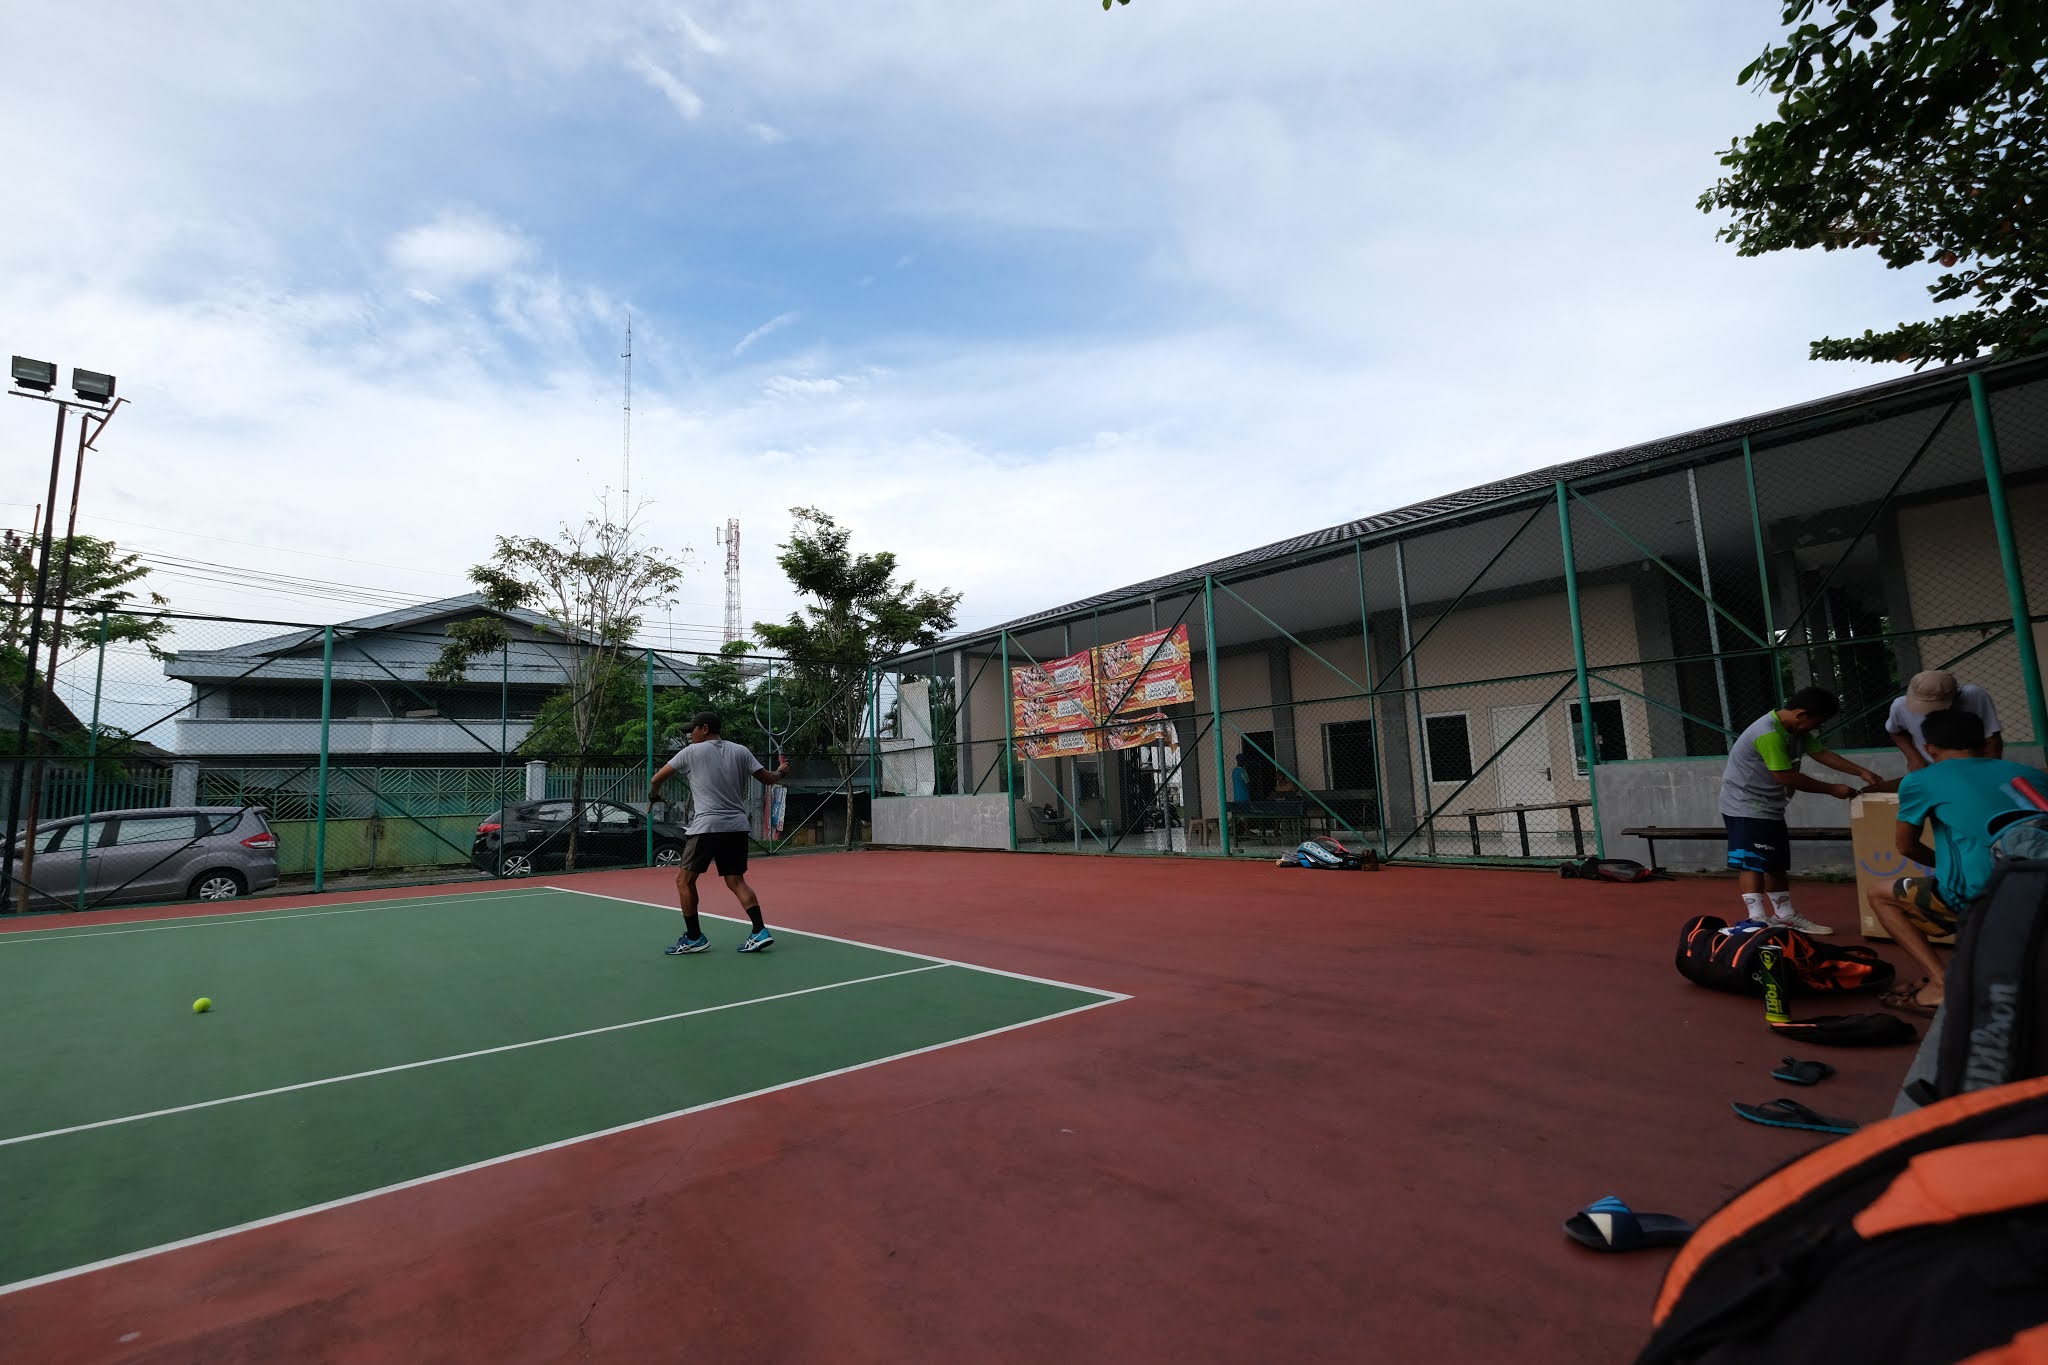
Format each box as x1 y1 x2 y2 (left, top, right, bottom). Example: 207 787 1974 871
1718 687 1879 936
648 710 789 954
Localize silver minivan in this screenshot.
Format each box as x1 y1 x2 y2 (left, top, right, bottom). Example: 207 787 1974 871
10 806 280 911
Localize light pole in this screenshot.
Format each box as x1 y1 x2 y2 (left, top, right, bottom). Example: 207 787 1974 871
4 357 124 912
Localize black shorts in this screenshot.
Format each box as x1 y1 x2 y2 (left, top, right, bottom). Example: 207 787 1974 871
1724 815 1789 874
683 831 749 877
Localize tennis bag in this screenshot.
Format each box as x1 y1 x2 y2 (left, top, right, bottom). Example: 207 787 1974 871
1913 859 2048 1104
1288 837 1379 870
1559 856 1656 883
1634 1076 2048 1365
1675 916 1896 997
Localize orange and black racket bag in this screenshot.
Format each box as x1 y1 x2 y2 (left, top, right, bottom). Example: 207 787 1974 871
1636 1078 2048 1365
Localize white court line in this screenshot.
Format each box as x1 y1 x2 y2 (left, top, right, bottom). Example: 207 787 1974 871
1 964 944 1150
0 887 558 946
0 988 1121 1299
549 886 1133 1002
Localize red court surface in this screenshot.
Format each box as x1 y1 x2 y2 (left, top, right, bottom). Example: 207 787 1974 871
0 853 1916 1364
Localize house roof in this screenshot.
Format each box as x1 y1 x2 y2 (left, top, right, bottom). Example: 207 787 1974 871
936 351 2044 650
168 593 560 664
159 592 674 687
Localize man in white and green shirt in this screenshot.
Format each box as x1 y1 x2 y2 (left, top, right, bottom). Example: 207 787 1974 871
1719 687 1881 935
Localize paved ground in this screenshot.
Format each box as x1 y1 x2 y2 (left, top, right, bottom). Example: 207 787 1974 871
0 853 1913 1364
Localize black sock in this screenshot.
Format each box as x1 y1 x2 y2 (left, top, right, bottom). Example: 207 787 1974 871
746 905 765 932
683 914 701 938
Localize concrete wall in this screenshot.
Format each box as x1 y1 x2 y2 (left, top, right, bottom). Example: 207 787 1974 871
873 793 1013 850
1593 743 2047 874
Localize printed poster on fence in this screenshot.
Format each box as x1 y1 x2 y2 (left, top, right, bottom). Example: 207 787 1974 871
1096 625 1194 715
1012 647 1101 758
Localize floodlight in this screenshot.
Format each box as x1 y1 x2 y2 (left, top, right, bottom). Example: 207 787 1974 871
70 368 116 404
10 356 55 392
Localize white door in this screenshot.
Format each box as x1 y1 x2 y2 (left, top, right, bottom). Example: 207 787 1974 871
1489 704 1559 836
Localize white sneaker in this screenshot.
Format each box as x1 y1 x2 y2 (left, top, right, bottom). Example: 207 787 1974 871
1774 912 1834 936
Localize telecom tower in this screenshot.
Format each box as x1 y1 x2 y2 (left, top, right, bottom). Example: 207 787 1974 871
715 518 742 643
620 317 632 505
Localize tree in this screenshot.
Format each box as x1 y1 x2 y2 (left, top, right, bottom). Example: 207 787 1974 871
429 509 686 869
1 530 170 659
753 508 961 847
1701 1 2048 366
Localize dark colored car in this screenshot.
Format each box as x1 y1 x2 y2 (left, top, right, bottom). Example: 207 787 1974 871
471 799 688 877
9 806 280 910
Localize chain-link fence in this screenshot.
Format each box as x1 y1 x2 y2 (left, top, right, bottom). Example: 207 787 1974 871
874 356 2048 865
0 606 887 912
7 360 2046 901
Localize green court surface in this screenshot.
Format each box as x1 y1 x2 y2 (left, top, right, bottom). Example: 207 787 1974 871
0 887 1122 1292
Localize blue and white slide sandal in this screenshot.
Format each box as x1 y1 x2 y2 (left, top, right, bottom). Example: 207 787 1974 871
1562 1196 1696 1252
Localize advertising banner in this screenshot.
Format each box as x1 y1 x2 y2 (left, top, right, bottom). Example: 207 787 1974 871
1012 648 1101 758
1096 625 1194 715
1012 627 1194 760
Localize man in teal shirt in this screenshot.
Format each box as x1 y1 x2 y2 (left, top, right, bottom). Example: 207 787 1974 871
1868 708 2048 1013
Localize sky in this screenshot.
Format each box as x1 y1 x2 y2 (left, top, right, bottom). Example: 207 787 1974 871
0 0 1942 726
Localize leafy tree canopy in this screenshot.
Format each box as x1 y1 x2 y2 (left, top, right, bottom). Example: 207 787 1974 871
1 530 169 657
753 508 960 841
1702 0 2048 365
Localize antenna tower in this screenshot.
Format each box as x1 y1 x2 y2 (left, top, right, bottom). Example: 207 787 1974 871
716 518 742 643
620 317 632 506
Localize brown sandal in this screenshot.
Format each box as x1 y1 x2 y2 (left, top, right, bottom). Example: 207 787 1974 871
1880 977 1940 1017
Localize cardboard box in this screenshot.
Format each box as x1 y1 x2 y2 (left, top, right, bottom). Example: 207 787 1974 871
1849 793 1949 943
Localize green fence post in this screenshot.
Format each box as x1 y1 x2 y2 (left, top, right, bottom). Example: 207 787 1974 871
314 625 334 892
1001 631 1018 852
1394 540 1433 855
74 608 109 912
644 646 656 866
1353 542 1390 854
498 636 509 876
1202 575 1233 857
1556 482 1604 856
1742 437 1779 691
1970 372 2048 744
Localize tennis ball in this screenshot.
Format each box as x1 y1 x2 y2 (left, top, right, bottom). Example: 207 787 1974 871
192 997 212 1014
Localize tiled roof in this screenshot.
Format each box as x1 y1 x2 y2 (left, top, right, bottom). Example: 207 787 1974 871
945 353 2035 646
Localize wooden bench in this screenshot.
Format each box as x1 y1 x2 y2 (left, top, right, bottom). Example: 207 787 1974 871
1454 801 1593 857
1621 825 1851 869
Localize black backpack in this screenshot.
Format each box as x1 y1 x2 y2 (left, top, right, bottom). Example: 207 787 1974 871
1676 916 1896 998
1916 859 2048 1103
1635 1076 2048 1364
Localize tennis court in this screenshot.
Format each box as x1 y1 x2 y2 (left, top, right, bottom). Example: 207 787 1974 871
0 852 1918 1364
0 883 1122 1294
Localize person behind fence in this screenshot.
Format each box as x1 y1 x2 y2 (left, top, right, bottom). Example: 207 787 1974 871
1886 669 2003 770
1719 687 1881 936
1865 708 2046 1015
648 710 789 955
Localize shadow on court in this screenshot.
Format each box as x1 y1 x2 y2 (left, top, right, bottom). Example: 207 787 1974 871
0 853 1907 1364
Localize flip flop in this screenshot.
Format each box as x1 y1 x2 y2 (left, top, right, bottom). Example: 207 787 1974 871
1771 1057 1835 1086
1562 1196 1695 1252
1732 1098 1860 1135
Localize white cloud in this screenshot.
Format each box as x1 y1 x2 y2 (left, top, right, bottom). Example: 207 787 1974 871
388 211 531 289
677 13 727 56
762 374 844 398
734 312 800 355
748 121 788 144
628 53 703 121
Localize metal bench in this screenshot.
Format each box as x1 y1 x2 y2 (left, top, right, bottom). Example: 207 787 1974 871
1621 825 1851 869
1456 801 1593 857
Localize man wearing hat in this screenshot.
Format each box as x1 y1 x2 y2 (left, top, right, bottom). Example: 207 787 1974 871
1886 670 2003 770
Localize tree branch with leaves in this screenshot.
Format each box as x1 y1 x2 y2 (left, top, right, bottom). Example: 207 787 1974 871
429 508 686 869
1702 0 2047 366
